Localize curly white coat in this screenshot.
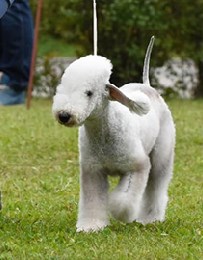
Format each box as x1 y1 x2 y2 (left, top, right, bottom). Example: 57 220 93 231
52 38 175 232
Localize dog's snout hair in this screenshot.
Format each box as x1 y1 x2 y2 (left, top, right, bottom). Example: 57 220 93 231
52 37 175 233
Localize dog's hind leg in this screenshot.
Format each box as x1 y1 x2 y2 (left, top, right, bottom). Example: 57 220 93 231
137 116 175 224
109 155 151 223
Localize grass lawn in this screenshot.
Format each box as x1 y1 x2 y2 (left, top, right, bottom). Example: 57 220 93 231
0 98 202 259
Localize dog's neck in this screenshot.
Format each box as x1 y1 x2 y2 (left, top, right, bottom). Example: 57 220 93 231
83 101 112 134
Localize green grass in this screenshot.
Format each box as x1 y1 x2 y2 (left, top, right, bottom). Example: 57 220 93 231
0 99 202 259
38 34 76 57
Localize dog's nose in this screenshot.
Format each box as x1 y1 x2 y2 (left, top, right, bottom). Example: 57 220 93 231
58 111 71 124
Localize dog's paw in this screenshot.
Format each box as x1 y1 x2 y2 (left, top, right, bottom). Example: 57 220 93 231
136 210 165 225
76 219 108 233
109 191 138 223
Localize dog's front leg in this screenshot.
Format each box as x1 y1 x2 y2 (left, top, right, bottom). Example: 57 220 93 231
76 165 109 232
109 157 151 223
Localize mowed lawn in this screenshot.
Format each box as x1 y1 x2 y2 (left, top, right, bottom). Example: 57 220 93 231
0 98 202 259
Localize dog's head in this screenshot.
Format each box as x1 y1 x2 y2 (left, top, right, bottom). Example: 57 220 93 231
52 55 113 127
52 55 150 127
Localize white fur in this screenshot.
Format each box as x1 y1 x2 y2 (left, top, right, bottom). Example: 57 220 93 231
52 54 175 233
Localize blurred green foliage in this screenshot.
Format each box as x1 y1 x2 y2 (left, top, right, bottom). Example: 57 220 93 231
30 0 203 94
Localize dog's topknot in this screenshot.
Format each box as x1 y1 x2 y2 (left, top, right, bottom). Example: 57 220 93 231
62 55 113 89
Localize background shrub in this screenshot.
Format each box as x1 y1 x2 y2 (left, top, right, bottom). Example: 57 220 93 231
30 0 203 96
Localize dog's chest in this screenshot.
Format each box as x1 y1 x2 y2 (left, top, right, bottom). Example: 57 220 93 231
79 126 141 174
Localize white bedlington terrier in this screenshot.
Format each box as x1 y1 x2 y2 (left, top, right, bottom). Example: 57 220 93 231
52 37 175 232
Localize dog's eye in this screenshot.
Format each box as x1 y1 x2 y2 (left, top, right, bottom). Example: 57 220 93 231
85 90 93 97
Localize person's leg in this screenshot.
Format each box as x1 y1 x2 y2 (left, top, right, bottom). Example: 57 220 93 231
0 0 33 105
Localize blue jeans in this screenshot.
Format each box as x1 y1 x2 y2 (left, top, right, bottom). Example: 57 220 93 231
0 0 33 92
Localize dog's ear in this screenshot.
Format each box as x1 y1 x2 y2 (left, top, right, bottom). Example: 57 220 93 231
106 84 150 116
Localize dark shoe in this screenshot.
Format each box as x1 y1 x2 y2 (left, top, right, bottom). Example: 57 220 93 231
0 73 25 105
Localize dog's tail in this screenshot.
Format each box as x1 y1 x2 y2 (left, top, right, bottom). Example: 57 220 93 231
142 36 155 86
